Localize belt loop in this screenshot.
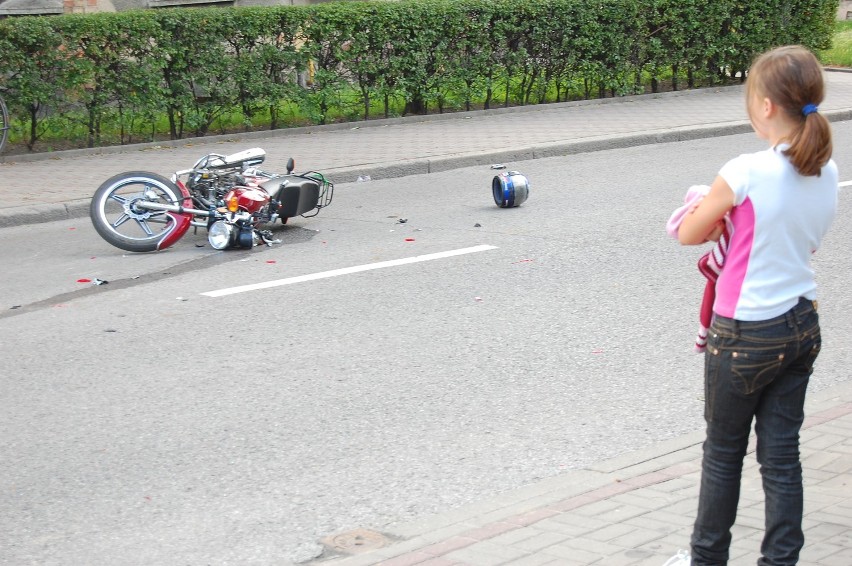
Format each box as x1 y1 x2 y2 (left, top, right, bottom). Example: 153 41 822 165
786 304 798 329
796 296 813 325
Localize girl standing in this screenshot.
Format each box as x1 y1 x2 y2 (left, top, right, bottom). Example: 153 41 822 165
668 45 838 566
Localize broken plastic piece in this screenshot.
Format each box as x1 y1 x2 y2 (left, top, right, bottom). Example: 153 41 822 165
92 278 109 285
356 175 372 182
490 164 506 169
258 229 280 246
77 278 92 283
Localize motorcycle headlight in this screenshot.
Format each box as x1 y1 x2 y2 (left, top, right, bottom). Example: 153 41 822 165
208 220 235 250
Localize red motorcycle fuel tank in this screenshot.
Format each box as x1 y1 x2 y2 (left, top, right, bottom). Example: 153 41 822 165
224 186 269 213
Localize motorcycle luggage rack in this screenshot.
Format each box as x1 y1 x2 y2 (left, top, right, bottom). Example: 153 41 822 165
299 171 334 217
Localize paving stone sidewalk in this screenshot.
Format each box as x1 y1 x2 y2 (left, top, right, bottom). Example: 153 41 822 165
313 380 852 566
1 70 850 566
1 71 851 228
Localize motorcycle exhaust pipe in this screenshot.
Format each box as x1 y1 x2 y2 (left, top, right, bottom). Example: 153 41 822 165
134 200 212 217
136 201 256 250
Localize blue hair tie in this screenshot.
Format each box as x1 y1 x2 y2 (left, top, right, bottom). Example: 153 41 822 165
802 103 818 116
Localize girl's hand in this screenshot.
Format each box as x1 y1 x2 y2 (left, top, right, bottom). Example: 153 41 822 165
678 176 734 245
705 220 725 242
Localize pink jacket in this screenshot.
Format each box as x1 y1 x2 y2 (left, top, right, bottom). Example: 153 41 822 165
668 185 733 353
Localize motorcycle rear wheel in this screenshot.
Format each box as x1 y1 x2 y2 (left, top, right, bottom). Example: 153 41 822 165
90 172 186 253
0 95 9 153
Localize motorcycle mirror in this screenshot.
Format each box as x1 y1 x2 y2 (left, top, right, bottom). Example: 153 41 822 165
286 158 295 174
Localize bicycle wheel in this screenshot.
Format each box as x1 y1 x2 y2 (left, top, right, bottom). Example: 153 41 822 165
0 95 8 153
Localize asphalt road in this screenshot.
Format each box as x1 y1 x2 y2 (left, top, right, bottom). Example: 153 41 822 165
1 125 851 564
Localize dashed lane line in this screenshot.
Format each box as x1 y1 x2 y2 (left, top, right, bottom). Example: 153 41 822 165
202 181 850 298
201 244 499 298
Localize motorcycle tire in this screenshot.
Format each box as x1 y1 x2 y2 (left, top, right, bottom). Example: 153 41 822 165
90 171 188 253
0 94 9 154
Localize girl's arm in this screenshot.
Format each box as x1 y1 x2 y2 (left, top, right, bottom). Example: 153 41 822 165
677 175 735 245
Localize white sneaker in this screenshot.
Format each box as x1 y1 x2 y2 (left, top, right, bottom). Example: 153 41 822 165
662 550 691 566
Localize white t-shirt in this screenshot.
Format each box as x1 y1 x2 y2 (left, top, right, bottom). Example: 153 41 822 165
715 145 838 321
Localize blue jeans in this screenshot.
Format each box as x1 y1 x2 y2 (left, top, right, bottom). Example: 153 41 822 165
690 298 821 566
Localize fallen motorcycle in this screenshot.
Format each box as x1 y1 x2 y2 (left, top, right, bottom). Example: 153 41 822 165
89 147 333 252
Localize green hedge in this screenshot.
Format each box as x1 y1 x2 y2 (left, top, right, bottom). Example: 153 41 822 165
0 0 838 150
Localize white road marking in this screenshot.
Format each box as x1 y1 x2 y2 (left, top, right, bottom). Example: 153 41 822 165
201 244 499 298
202 178 850 298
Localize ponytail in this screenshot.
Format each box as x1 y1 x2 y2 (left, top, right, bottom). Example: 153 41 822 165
746 46 833 177
784 109 832 177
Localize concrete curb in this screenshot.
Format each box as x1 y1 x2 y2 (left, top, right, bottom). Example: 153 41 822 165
1 67 847 167
312 379 852 565
0 84 744 166
5 109 852 230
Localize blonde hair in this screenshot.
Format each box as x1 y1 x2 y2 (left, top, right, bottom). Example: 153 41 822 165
746 45 832 177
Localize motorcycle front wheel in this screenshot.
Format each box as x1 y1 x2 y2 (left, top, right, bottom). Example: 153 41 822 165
90 172 188 252
0 94 9 153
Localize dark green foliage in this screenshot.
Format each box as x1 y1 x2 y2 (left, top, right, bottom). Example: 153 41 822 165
0 0 837 151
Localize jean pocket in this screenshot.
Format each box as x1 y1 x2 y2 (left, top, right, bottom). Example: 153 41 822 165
728 348 786 395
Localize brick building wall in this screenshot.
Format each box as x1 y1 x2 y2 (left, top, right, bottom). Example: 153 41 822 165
0 0 334 17
63 0 109 13
839 1 852 20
